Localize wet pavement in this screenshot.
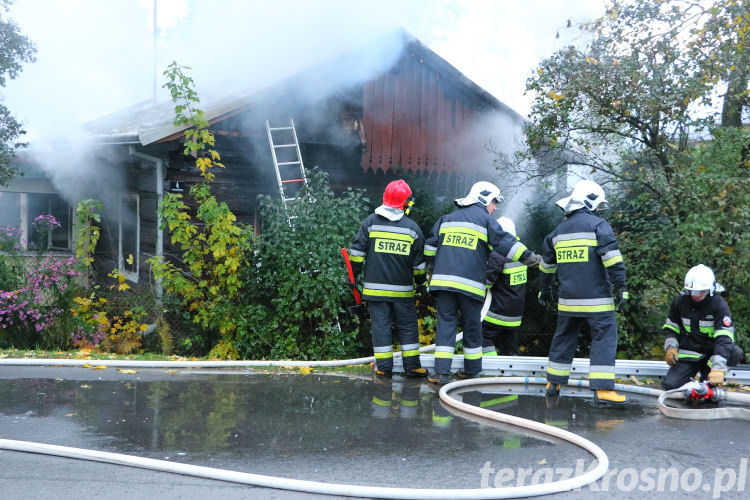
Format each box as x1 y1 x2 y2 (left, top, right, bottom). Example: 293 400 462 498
0 366 748 499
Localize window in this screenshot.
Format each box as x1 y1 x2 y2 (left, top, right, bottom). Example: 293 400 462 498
118 193 139 282
0 192 71 252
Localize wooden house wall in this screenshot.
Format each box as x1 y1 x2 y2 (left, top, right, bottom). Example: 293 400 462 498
361 51 490 175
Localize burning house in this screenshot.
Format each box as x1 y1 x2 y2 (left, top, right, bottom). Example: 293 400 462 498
1 30 526 286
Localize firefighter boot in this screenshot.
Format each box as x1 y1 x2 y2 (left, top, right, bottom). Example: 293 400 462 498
405 367 428 378
592 390 628 406
545 382 560 408
428 372 451 386
456 371 479 380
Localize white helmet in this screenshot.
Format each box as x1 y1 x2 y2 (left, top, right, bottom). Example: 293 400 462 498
684 264 725 296
455 181 504 207
496 216 517 237
556 180 607 213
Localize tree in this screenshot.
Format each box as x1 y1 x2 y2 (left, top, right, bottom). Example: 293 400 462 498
0 0 36 186
507 0 750 357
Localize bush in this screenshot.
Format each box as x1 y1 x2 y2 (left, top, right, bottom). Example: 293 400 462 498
234 169 369 359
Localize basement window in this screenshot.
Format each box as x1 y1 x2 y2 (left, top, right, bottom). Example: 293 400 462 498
118 193 140 283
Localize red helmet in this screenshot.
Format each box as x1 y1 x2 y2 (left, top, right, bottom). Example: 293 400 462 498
382 180 412 210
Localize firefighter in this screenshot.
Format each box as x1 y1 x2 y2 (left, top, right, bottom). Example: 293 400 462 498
482 216 527 357
349 179 428 379
425 181 541 385
538 180 629 406
662 264 744 390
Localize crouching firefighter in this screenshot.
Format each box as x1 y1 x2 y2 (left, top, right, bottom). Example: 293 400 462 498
538 180 629 406
662 264 745 390
348 179 428 378
425 181 541 385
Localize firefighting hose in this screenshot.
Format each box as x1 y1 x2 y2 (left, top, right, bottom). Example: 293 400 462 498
2 354 750 498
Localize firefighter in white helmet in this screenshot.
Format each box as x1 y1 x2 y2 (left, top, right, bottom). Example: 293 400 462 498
425 181 541 385
481 215 527 357
538 179 630 406
662 264 744 389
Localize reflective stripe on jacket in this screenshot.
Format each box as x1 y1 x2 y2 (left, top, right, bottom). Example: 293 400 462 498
540 208 626 316
349 212 425 301
484 249 526 326
662 294 736 369
426 203 526 301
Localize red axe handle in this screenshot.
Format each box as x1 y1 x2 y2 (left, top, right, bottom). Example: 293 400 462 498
341 248 362 305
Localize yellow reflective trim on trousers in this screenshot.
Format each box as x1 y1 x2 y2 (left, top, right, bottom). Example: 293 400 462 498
464 352 482 360
547 366 570 376
555 239 597 248
401 399 418 407
430 279 485 297
480 395 518 407
503 439 521 449
540 266 557 274
402 349 419 357
602 255 623 267
432 412 451 423
363 288 415 298
558 304 615 313
369 231 414 242
374 352 393 359
414 269 426 275
484 316 522 327
678 352 702 359
439 226 488 242
484 351 498 357
424 249 436 256
372 396 391 407
589 371 615 380
435 351 454 359
349 255 364 262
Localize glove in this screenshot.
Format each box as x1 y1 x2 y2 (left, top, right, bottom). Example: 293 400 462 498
708 368 725 386
538 289 553 307
615 289 629 311
520 251 542 267
664 347 678 367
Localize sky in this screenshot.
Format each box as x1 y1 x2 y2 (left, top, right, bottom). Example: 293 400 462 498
3 0 607 142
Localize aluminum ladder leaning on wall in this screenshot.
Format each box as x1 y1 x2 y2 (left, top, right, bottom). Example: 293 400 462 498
265 119 308 226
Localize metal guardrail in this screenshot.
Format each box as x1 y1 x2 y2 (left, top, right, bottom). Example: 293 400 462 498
391 355 750 384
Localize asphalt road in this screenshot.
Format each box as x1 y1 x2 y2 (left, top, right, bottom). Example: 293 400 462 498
1 365 748 499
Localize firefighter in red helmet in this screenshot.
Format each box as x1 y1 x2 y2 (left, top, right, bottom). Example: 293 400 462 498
349 179 428 378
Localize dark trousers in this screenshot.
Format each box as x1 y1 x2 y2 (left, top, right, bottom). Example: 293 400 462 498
662 345 745 390
482 324 520 356
547 313 618 390
368 300 421 372
434 291 483 375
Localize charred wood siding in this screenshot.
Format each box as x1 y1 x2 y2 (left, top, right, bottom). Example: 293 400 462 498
361 52 488 175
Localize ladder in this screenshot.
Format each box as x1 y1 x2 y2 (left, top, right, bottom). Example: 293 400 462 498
265 119 308 225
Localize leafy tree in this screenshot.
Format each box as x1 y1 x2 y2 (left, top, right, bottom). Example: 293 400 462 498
0 0 36 185
506 0 749 357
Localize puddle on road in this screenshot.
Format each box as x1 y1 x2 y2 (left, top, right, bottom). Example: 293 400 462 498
0 370 659 488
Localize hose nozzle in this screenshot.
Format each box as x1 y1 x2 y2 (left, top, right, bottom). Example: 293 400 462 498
684 381 725 403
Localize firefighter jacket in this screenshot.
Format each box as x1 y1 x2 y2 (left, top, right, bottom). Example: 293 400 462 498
484 247 527 328
539 208 626 316
425 203 528 301
662 294 736 370
348 211 426 302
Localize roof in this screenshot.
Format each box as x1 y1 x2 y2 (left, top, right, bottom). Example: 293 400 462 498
83 29 524 146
